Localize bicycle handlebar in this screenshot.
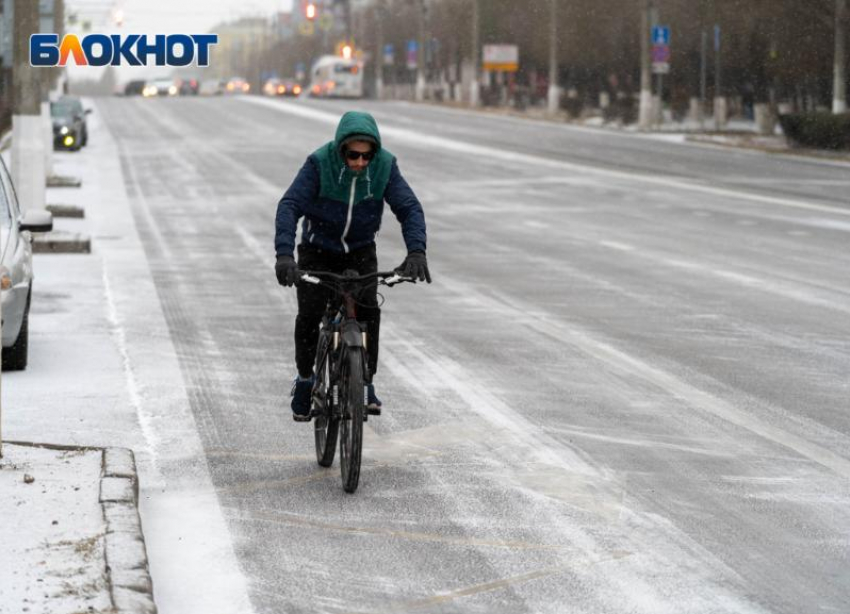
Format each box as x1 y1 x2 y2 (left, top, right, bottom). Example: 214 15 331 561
298 270 415 288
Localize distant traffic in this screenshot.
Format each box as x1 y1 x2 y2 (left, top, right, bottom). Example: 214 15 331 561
119 55 363 101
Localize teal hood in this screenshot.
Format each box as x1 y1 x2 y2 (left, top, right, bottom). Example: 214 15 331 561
312 111 395 205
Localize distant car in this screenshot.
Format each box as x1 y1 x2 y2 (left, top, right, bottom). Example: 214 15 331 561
224 77 250 95
199 79 224 96
51 96 90 151
0 156 53 370
124 79 146 96
143 78 178 97
178 78 200 95
263 78 302 97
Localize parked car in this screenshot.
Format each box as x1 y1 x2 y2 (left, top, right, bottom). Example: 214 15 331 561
143 78 178 97
51 96 90 151
0 157 53 370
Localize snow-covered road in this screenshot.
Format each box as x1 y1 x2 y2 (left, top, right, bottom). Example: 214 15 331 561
11 95 850 614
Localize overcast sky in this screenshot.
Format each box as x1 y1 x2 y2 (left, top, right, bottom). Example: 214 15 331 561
64 0 294 82
68 0 294 35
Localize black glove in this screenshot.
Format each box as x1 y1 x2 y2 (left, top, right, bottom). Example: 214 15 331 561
275 255 300 287
397 250 431 283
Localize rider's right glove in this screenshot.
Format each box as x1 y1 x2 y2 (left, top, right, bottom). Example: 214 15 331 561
275 255 300 287
397 250 432 284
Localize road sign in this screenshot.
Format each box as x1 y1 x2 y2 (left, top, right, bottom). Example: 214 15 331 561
318 13 333 32
298 21 315 36
651 45 670 63
383 43 394 66
406 40 417 70
482 44 519 72
714 25 721 52
652 25 670 46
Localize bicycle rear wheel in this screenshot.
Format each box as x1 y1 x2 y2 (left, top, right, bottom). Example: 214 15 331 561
339 348 365 493
313 332 339 467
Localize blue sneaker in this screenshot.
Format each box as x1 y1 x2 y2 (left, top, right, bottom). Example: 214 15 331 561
291 375 314 421
366 383 382 416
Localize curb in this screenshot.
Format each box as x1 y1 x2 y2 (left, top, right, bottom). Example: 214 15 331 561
46 203 85 218
32 230 92 254
5 441 157 614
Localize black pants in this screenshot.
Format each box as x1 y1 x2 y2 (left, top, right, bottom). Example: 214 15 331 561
295 243 381 379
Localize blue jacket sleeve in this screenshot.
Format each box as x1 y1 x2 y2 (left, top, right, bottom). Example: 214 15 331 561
275 156 320 257
384 160 427 253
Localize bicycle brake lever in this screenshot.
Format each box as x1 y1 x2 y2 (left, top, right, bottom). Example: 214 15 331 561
384 274 415 286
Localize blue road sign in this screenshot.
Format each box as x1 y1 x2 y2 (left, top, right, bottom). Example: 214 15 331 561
652 25 671 46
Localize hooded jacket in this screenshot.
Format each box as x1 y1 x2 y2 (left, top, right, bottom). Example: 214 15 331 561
275 111 427 258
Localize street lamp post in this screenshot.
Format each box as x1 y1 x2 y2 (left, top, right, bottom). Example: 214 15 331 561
11 0 46 216
638 0 653 130
470 0 479 107
547 0 560 116
834 0 848 113
415 0 427 102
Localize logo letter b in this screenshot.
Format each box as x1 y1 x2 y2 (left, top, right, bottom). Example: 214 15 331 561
30 34 60 66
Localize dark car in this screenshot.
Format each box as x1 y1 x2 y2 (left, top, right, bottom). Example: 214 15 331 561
124 79 146 96
178 78 200 95
51 97 90 151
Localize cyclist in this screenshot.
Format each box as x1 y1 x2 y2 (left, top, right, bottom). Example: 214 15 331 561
275 111 431 420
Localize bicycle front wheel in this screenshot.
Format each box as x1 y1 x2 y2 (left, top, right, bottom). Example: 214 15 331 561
339 348 365 493
314 332 339 467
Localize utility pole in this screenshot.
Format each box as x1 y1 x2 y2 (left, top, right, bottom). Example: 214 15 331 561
469 0 479 107
834 0 847 113
415 0 426 101
547 0 559 116
713 24 726 130
638 0 653 130
700 29 707 125
375 0 385 100
12 0 46 217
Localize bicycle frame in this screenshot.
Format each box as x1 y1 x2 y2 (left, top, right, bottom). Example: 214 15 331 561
300 269 412 492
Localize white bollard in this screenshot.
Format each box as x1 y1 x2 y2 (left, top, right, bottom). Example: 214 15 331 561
42 101 53 179
11 114 46 216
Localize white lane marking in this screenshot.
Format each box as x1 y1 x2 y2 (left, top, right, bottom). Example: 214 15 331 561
97 100 257 614
240 97 850 218
437 278 850 481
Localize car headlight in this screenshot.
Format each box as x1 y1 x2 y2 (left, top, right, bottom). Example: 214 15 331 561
60 126 69 135
0 266 11 291
168 85 178 95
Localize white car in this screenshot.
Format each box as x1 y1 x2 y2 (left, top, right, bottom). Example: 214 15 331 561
0 156 53 370
143 78 179 97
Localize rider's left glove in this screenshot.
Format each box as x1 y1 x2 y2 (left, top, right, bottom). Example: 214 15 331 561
398 250 432 283
275 255 300 287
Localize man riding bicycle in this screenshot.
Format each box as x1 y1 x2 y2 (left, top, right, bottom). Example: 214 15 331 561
275 111 431 420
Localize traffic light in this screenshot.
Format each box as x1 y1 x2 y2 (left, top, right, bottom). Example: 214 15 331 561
341 44 352 60
305 2 317 20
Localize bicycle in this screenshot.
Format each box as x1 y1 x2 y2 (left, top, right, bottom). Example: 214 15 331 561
298 269 414 493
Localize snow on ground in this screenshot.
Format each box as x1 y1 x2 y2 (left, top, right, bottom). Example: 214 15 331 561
0 444 111 614
2 99 254 614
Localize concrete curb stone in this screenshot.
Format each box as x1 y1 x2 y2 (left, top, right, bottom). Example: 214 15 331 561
5 441 157 614
32 230 92 253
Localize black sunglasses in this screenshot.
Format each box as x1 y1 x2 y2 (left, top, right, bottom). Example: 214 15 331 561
345 149 374 161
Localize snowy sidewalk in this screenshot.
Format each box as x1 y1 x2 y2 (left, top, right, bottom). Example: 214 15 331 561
1 99 254 614
0 443 154 614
